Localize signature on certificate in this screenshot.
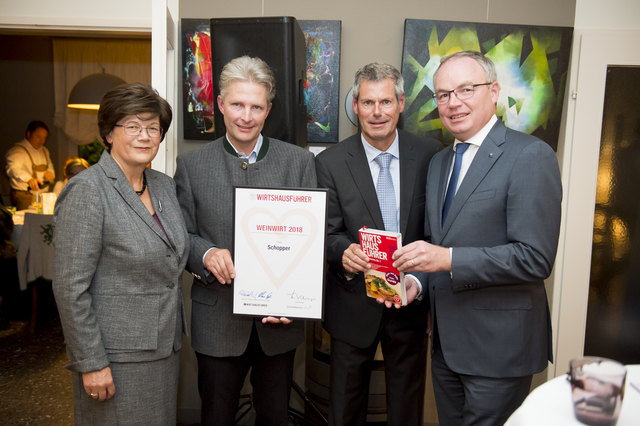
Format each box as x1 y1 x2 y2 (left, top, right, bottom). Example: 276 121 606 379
287 289 317 303
239 289 273 300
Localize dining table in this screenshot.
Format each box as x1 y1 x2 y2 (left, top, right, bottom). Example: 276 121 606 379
12 210 55 333
13 210 55 291
505 364 640 425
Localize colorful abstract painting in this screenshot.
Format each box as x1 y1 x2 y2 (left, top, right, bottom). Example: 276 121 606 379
299 20 341 143
401 19 573 150
182 19 214 140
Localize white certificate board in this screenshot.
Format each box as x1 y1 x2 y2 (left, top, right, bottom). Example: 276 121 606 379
233 186 327 320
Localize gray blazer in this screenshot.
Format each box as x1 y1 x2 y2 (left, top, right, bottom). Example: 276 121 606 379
174 136 317 357
53 151 189 373
419 120 562 378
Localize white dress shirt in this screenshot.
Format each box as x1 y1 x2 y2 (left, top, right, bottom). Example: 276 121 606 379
445 115 498 276
445 115 498 193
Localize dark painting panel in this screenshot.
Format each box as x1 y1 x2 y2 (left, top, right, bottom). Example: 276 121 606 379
182 19 215 140
299 20 341 143
401 19 573 149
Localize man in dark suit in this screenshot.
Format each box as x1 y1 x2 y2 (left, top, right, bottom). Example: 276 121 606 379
393 51 563 425
174 56 316 426
315 62 442 426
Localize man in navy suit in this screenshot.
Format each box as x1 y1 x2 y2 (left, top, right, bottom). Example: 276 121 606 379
316 63 441 426
393 51 562 425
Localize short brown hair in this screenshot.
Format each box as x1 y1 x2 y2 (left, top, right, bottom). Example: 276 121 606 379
25 120 49 138
352 63 404 101
98 83 172 150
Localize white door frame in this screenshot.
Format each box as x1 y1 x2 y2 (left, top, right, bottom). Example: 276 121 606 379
151 0 179 175
550 29 640 378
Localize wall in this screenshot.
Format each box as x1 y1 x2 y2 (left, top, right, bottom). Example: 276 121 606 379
574 0 640 29
179 0 576 153
0 0 150 31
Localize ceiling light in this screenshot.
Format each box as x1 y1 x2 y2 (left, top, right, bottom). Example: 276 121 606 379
67 72 126 110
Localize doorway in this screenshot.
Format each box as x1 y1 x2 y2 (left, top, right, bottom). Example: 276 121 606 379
553 30 640 375
585 66 640 364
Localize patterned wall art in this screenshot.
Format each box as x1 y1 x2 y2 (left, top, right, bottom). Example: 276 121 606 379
299 20 342 143
401 19 573 150
182 19 214 140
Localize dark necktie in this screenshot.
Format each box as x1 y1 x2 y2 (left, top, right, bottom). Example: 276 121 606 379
442 143 470 225
374 152 398 232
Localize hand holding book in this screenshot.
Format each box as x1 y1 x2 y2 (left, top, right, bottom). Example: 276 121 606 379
358 227 407 306
342 243 371 274
392 240 452 273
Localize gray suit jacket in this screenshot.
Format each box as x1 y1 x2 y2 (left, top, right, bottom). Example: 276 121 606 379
420 120 562 378
174 136 316 357
53 151 189 373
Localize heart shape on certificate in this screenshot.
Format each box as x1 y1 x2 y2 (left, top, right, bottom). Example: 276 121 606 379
242 207 318 289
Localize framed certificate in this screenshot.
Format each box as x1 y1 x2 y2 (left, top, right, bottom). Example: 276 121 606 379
233 186 328 320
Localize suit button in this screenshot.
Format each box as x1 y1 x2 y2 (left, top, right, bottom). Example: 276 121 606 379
167 282 175 289
241 161 248 170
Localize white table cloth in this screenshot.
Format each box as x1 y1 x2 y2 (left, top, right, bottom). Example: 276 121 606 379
505 365 640 425
16 212 54 291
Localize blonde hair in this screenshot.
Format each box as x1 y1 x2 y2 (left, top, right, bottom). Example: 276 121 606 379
63 157 90 179
218 56 276 103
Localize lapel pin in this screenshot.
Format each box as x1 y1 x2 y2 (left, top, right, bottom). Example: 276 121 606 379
158 199 163 212
489 153 494 158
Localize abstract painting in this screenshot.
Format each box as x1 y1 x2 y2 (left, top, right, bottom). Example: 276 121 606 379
299 20 341 143
182 19 215 140
401 19 573 150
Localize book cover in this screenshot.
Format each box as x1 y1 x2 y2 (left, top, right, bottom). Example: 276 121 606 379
358 227 405 305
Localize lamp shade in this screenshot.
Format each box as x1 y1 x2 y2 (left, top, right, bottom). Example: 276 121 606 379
67 73 126 110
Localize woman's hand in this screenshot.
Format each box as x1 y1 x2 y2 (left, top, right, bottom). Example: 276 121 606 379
82 366 115 401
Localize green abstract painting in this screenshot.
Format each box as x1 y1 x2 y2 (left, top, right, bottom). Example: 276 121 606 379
401 19 573 150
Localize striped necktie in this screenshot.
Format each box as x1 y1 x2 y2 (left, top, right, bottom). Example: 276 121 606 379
374 152 398 232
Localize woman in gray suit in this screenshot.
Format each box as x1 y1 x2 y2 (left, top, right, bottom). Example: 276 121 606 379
53 83 188 425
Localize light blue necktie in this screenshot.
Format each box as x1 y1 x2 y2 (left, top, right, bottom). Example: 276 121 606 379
442 143 470 225
374 152 398 232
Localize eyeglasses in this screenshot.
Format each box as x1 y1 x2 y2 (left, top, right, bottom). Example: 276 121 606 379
433 82 493 105
114 123 163 138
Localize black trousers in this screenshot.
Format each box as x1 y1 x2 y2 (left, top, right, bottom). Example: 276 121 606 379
328 310 428 426
196 324 296 426
431 346 532 426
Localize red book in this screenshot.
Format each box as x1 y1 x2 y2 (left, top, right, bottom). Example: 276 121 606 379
358 227 406 305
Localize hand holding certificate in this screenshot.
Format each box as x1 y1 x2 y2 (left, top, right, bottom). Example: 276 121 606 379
233 187 327 320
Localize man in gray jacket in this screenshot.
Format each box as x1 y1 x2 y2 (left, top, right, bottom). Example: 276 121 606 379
174 56 316 426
